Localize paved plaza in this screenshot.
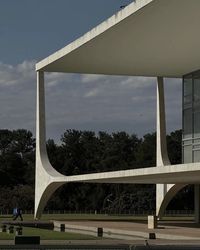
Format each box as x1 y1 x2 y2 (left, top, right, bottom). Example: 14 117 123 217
53 219 200 241
2 220 200 249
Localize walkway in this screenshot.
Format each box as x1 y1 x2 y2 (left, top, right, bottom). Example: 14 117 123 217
53 220 200 241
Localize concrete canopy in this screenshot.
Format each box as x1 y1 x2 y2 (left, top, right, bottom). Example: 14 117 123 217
34 0 200 219
36 0 200 77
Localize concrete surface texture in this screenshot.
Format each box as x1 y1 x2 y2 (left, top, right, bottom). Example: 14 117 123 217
34 0 200 220
53 220 200 241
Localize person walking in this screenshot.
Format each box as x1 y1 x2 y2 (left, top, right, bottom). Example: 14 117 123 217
13 207 23 221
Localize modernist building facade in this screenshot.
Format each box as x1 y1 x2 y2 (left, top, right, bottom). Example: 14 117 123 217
183 70 200 164
35 0 200 221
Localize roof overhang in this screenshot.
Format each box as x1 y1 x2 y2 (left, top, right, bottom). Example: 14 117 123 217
36 0 200 78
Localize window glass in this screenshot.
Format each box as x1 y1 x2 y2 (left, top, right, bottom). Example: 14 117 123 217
183 145 192 163
194 78 200 104
184 76 192 106
194 101 200 112
183 139 192 146
183 108 192 139
193 138 200 144
194 150 200 163
183 71 200 163
194 111 200 138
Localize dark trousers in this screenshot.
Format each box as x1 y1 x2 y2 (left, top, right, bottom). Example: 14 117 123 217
13 213 23 221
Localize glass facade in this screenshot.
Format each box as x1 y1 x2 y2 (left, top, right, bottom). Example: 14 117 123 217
183 70 200 163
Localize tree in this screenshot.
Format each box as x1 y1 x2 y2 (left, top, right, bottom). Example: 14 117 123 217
47 139 64 174
136 133 156 168
167 129 182 164
0 128 185 212
0 129 35 186
60 130 84 175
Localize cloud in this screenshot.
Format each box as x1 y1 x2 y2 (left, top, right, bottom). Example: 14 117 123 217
0 61 182 142
84 88 100 98
0 61 36 135
45 72 181 139
165 78 182 132
45 72 72 87
0 61 36 86
81 74 107 84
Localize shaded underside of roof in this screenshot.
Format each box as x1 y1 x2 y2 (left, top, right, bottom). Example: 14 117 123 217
36 0 200 78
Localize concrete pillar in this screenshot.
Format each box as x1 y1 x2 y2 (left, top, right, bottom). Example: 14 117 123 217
34 71 67 219
155 77 186 219
36 71 46 156
148 215 157 229
156 77 171 217
34 71 64 219
35 70 48 219
195 184 200 223
157 184 186 219
156 77 170 167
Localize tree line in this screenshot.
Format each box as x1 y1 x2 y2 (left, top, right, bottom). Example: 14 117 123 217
0 128 193 213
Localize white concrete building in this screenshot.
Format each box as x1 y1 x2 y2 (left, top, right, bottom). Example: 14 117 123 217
35 0 200 220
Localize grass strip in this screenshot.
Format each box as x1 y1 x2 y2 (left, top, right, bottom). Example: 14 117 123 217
0 227 97 240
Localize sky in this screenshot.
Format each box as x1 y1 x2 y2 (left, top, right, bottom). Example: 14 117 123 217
0 0 182 142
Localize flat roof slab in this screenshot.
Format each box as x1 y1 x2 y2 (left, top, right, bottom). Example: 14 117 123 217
36 0 200 77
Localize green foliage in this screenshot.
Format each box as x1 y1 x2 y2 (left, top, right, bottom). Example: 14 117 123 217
167 185 194 210
167 130 182 164
0 185 34 211
136 133 156 168
0 128 189 213
0 129 35 186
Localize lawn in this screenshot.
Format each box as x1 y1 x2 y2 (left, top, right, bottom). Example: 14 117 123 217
39 213 148 221
0 213 194 222
0 213 148 222
0 227 97 240
0 214 106 240
0 213 145 241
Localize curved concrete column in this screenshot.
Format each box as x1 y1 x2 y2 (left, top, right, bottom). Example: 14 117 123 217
156 77 176 218
156 77 170 167
155 77 186 219
35 71 66 219
35 180 65 219
34 152 65 219
157 184 186 219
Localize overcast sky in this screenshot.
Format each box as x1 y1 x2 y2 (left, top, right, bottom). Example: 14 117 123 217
0 0 182 142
